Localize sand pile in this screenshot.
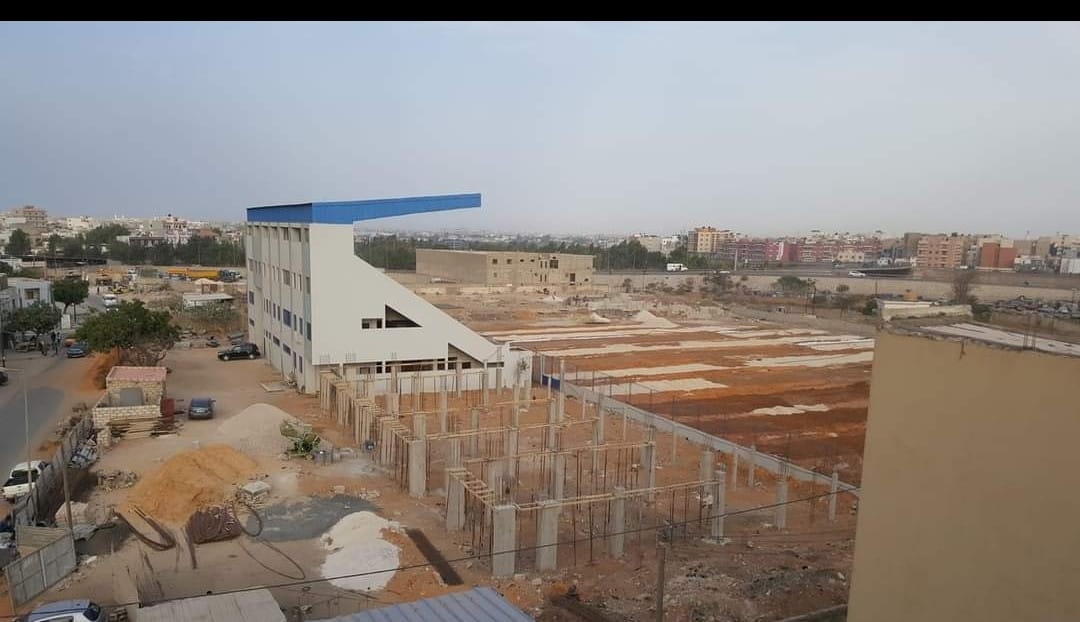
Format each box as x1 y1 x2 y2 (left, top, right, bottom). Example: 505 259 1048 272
320 511 401 592
633 309 678 329
122 444 257 523
216 403 302 458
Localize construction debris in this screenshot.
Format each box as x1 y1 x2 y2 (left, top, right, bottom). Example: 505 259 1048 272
236 481 272 506
98 470 139 491
186 505 243 544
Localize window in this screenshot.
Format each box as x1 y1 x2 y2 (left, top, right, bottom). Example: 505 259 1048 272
385 305 419 328
305 276 311 293
283 344 291 355
306 321 311 341
550 258 559 269
492 258 498 265
362 318 383 329
248 291 255 304
283 229 290 241
298 356 303 373
282 270 291 286
282 309 292 328
273 336 280 346
506 258 511 264
249 318 255 326
296 316 302 333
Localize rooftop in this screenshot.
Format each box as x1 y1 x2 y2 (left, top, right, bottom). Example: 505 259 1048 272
312 587 532 622
247 193 481 224
106 366 168 384
902 322 1080 358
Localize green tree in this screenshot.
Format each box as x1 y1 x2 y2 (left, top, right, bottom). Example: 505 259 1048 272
621 278 633 293
75 300 179 366
5 229 31 256
836 284 850 294
702 271 733 296
774 275 809 295
84 224 130 247
53 277 89 321
61 236 85 258
46 234 63 255
4 301 61 336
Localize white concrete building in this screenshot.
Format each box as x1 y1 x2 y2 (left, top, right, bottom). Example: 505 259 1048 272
245 194 525 394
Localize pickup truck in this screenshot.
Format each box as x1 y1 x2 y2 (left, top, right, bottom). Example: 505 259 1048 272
3 461 49 502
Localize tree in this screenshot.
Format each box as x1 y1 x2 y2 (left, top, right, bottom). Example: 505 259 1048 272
84 224 130 247
46 234 63 255
702 271 733 296
836 284 850 294
61 236 85 258
4 301 61 337
75 300 179 366
951 269 977 304
774 275 809 295
53 277 89 321
5 229 31 256
621 278 633 293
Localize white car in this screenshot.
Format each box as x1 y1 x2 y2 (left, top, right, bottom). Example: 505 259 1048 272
27 599 104 622
848 271 867 277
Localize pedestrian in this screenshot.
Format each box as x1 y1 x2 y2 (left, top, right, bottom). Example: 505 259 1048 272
40 341 47 357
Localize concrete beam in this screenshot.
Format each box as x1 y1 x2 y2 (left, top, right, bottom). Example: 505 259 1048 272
506 429 519 479
550 453 566 500
492 505 517 577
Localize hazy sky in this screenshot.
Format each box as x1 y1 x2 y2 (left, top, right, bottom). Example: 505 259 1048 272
3 21 1080 237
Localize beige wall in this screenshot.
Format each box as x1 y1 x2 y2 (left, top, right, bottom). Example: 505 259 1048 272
849 332 1080 622
416 249 594 287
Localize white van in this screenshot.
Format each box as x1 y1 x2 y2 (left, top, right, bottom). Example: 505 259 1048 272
102 293 118 309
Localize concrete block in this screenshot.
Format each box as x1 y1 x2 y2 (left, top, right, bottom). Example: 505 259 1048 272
492 504 516 577
536 502 560 571
446 469 465 531
408 440 426 498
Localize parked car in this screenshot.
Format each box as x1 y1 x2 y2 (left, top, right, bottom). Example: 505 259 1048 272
0 371 7 386
67 342 88 358
218 343 260 361
3 461 49 502
27 599 104 622
848 271 867 277
188 397 215 420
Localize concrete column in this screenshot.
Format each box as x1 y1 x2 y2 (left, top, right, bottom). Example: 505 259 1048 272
609 486 626 558
413 413 426 438
643 441 657 501
536 501 560 571
495 363 504 398
550 453 566 500
492 505 517 578
445 439 463 492
408 440 426 498
544 356 552 401
481 365 490 406
556 359 566 421
748 444 757 488
828 469 839 522
591 419 603 472
545 401 558 451
597 397 606 441
390 364 399 399
446 470 465 531
774 465 788 529
711 468 726 539
438 384 448 434
379 419 394 465
506 429 519 479
389 392 400 417
699 449 713 483
511 400 521 428
731 451 739 491
455 360 463 397
485 461 502 501
511 377 520 413
622 409 628 441
468 408 480 456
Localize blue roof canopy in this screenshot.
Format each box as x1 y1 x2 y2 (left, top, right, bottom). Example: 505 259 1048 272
247 193 481 224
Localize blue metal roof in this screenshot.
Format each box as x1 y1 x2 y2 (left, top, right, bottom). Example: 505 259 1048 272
312 587 533 622
247 193 481 224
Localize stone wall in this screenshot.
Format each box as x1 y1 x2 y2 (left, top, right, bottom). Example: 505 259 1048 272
105 379 164 405
91 404 160 428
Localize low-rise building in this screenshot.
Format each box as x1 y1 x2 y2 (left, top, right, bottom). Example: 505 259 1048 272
8 278 52 307
416 249 594 288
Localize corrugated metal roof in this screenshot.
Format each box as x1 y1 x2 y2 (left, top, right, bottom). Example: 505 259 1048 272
313 587 533 622
246 193 482 224
137 589 286 622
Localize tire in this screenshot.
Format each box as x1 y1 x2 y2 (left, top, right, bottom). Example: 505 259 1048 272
222 355 230 361
248 353 256 360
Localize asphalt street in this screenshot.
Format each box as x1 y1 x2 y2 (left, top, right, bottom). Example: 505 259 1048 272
0 352 83 473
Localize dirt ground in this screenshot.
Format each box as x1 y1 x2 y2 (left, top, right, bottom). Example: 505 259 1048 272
9 285 868 621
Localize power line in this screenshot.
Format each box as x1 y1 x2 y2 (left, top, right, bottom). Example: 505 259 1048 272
35 486 856 617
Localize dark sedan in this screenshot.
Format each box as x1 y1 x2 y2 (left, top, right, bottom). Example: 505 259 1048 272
188 397 215 420
217 343 260 361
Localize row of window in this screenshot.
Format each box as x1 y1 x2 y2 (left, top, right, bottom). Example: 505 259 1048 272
262 330 304 376
262 299 313 342
489 257 560 268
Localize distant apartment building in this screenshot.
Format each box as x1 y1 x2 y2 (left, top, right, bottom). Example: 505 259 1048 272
975 238 1017 270
416 249 594 289
849 326 1080 622
915 234 973 269
795 237 881 264
630 234 664 254
687 226 735 254
6 205 49 244
149 214 192 246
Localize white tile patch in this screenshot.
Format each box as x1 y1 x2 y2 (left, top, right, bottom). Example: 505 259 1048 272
743 352 875 368
593 363 729 378
541 334 870 357
752 404 832 416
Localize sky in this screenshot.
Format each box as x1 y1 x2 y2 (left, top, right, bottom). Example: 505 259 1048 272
2 21 1080 238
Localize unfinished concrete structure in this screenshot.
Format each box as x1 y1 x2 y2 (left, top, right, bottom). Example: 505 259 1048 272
245 194 528 394
416 249 595 289
848 325 1080 622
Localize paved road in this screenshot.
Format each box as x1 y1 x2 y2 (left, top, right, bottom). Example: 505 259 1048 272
0 353 86 472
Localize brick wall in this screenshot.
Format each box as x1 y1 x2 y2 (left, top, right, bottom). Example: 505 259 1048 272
92 404 160 428
104 379 165 405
